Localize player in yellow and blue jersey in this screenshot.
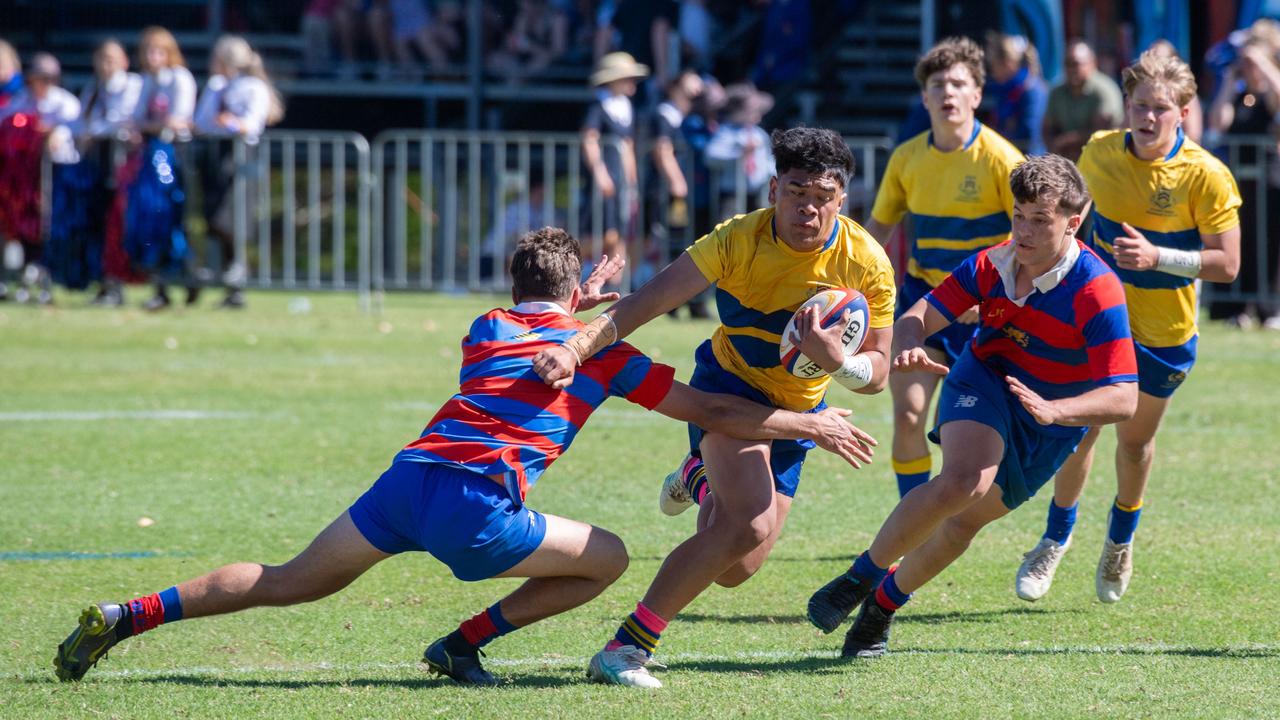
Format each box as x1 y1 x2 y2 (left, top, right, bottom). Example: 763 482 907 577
863 37 1025 501
533 127 896 688
1014 50 1241 605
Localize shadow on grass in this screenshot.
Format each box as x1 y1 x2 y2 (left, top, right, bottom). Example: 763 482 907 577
123 672 578 690
662 655 853 676
897 645 1280 659
675 607 1078 627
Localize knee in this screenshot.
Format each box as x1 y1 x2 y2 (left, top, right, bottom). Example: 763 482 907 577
719 513 775 556
594 530 630 584
928 470 987 509
893 405 926 433
1116 436 1155 466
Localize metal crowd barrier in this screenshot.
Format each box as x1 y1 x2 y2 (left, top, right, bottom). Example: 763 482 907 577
370 130 895 296
1204 134 1277 309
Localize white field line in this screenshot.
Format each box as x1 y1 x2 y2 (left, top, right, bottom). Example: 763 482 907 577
0 410 254 422
28 643 1277 681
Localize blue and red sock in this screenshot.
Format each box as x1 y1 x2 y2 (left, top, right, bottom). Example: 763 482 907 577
118 586 183 640
849 550 889 586
1043 499 1078 545
893 456 931 499
1108 498 1143 544
451 602 517 653
873 570 911 613
608 602 668 657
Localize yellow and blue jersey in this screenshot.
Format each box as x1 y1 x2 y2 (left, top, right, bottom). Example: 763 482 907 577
1079 129 1242 347
871 122 1024 287
685 208 896 411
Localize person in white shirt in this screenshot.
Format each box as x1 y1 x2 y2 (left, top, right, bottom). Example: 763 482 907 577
78 40 142 139
193 35 284 308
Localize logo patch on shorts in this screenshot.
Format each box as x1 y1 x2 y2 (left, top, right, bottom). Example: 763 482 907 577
954 394 979 408
1163 370 1187 388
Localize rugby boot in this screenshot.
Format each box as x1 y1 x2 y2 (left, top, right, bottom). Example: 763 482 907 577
423 636 500 686
841 597 895 659
55 602 126 681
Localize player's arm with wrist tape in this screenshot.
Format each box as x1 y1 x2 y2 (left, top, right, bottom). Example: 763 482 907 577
832 325 892 393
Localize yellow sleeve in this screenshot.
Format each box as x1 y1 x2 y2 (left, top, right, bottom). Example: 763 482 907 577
685 215 737 283
1194 164 1243 235
870 146 909 227
863 252 898 329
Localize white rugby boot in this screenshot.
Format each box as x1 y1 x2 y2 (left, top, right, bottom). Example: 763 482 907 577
1015 536 1072 602
659 454 702 516
587 645 664 689
1096 537 1134 603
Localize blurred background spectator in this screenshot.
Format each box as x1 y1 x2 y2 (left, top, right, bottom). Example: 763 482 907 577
489 0 569 83
1043 38 1123 160
594 0 678 108
705 82 773 209
0 40 24 110
581 51 645 276
985 32 1048 155
752 0 812 92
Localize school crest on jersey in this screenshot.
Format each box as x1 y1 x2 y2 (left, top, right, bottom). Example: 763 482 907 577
1003 325 1031 348
1148 186 1177 217
956 175 981 203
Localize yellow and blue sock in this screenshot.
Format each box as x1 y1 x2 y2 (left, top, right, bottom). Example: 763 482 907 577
1108 498 1143 544
893 456 931 499
608 602 667 657
117 586 183 640
450 602 517 653
873 570 911 612
1043 499 1077 545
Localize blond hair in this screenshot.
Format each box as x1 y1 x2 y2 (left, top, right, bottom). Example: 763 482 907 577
139 26 186 70
213 35 284 126
1122 49 1197 108
0 39 20 80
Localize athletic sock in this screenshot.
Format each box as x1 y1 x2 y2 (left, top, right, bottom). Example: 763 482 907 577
873 570 911 612
451 602 518 654
1108 498 1143 544
1043 499 1078 545
893 456 931 499
687 461 710 505
608 602 668 657
117 586 184 641
849 550 889 586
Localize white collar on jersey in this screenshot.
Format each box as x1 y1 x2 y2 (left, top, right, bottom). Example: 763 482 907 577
511 300 570 316
987 239 1080 306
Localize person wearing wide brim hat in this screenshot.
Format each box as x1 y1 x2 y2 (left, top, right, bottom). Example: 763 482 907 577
720 82 774 126
590 51 649 87
581 52 647 279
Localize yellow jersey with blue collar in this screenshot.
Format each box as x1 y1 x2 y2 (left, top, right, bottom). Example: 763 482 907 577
871 121 1025 287
685 208 896 411
1079 129 1241 347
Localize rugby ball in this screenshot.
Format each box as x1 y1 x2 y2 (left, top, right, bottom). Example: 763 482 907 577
779 288 870 379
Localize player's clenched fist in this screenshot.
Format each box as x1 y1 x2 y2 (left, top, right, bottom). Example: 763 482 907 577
892 346 949 375
532 346 578 389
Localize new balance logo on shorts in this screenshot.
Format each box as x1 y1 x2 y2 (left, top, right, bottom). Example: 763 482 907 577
954 395 978 408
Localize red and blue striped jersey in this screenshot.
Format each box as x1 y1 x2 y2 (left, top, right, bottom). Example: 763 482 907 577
926 240 1137 401
395 305 676 504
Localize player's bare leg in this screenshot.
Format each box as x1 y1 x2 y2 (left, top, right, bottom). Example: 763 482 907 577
56 512 390 681
889 347 946 497
1016 426 1100 601
641 433 779 618
1098 392 1171 602
867 419 1004 568
491 514 629 625
696 492 793 587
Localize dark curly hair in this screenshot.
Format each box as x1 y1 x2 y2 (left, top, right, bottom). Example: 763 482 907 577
770 127 855 188
1009 154 1090 214
510 227 582 302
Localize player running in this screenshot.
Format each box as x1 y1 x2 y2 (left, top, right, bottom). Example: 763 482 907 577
862 37 1025 501
532 127 896 688
1013 50 1241 604
54 227 876 686
806 154 1139 657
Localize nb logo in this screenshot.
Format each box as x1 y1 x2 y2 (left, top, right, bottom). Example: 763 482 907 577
954 395 979 408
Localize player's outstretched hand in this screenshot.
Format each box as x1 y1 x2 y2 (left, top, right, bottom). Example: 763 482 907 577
892 346 949 375
809 407 877 469
1006 376 1059 425
789 306 848 373
577 254 625 312
532 345 578 389
1113 223 1159 271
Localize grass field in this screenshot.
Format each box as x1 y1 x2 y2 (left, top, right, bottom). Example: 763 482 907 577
2 291 1279 719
